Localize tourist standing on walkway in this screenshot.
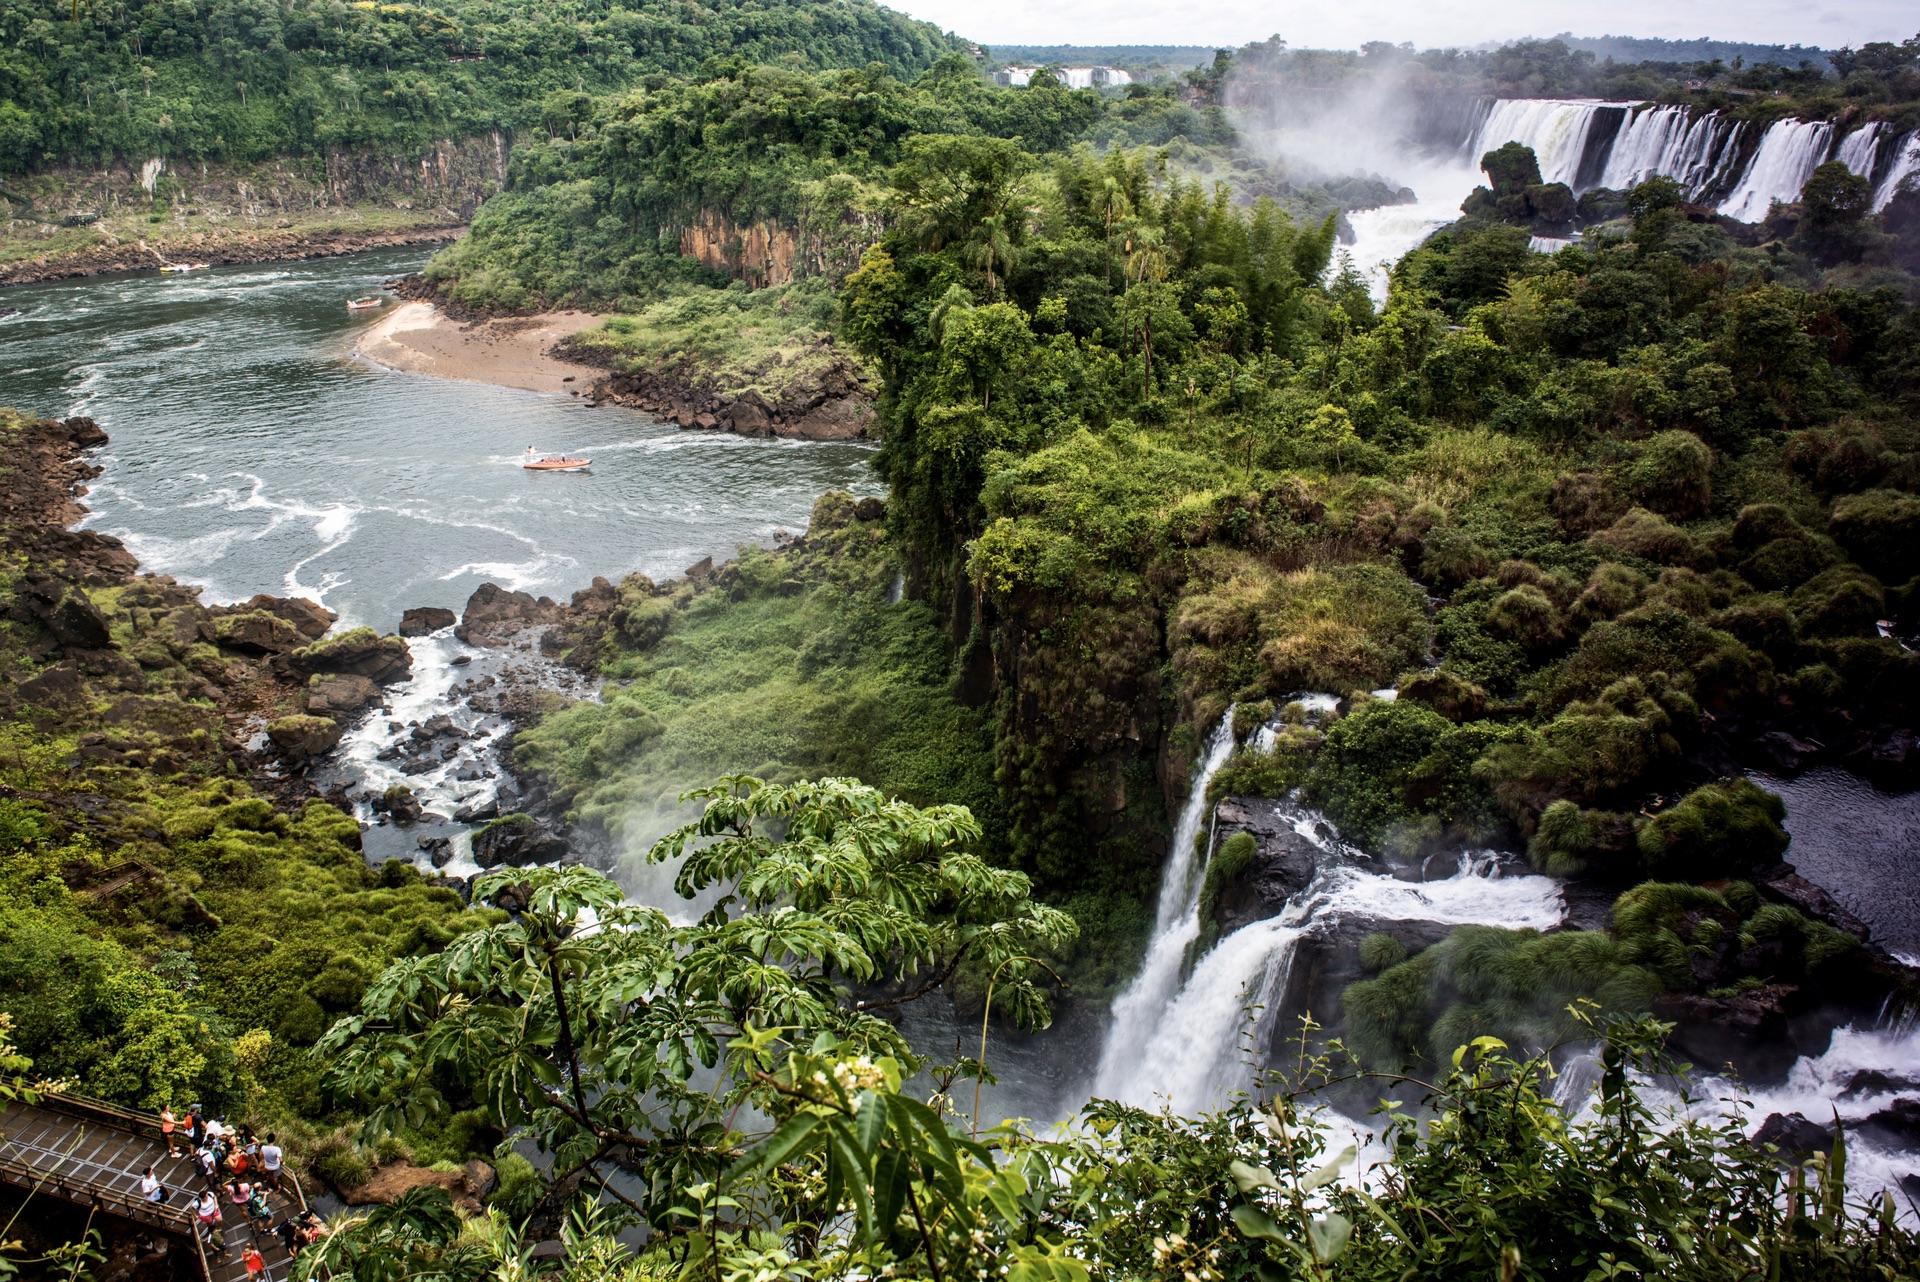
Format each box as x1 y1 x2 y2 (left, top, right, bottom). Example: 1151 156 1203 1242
160 1106 180 1157
243 1245 265 1282
259 1135 283 1192
194 1188 222 1244
187 1106 206 1150
139 1165 165 1203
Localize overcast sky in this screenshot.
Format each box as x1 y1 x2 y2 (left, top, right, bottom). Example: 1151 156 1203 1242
894 0 1915 53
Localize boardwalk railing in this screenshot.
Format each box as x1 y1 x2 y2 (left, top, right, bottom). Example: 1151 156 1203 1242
0 1090 310 1282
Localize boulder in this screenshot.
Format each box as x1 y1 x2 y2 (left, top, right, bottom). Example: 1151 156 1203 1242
463 1160 497 1200
65 415 109 448
1751 1111 1835 1156
1653 985 1813 1081
266 714 344 761
284 626 413 683
726 394 773 436
1209 797 1327 935
471 813 569 868
453 799 499 824
399 606 457 637
22 576 111 651
342 1160 483 1215
684 556 714 579
1857 1097 1920 1148
788 396 872 440
456 583 546 644
305 673 380 721
371 785 424 824
212 609 303 655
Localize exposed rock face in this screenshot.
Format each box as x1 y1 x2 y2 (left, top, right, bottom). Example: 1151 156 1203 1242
211 609 304 655
471 813 569 868
575 355 874 441
1652 986 1819 1081
216 593 336 640
1208 797 1326 936
304 673 381 722
340 1159 490 1214
1751 1111 1835 1155
399 606 457 636
455 583 556 645
19 574 112 650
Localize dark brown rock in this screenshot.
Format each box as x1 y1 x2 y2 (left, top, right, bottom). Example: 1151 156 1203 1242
471 814 568 868
399 606 457 637
266 714 344 761
305 673 380 721
212 609 303 655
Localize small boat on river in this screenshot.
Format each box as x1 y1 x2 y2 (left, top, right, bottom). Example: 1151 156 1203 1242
522 446 590 472
158 262 208 273
347 297 384 311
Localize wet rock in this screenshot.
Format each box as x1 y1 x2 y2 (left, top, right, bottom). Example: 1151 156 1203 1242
1752 1111 1835 1155
454 765 487 782
266 714 344 762
1753 731 1822 774
1209 797 1326 935
417 834 454 867
212 609 303 655
305 673 380 721
427 874 470 900
1757 871 1873 943
450 653 472 666
399 606 458 637
452 799 499 824
684 556 714 579
853 496 886 522
17 664 84 706
790 396 873 440
411 714 461 741
64 416 109 448
371 784 424 825
471 813 568 868
1841 1069 1920 1099
282 626 413 684
455 582 548 644
1858 1098 1920 1148
1654 985 1811 1081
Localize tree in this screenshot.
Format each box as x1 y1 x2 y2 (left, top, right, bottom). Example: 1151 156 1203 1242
320 777 1075 1228
1797 160 1873 263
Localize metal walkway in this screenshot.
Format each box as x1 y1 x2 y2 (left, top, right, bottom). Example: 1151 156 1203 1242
0 1094 309 1282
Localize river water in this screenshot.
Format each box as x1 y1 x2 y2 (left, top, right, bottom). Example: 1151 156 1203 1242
1 247 878 630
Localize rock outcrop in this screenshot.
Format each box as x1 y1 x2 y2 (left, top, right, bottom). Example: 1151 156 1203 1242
276 626 413 684
576 355 874 441
470 813 569 867
455 583 558 646
399 606 457 636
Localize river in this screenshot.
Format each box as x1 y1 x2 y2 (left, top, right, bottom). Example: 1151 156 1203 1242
1 247 879 629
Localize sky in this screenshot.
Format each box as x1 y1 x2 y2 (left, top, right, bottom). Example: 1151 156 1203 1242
892 0 1916 53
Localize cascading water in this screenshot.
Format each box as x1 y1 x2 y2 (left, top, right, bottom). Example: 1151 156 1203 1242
1875 131 1920 212
1718 119 1836 222
1596 106 1742 197
1089 709 1240 1095
1838 122 1885 178
1469 99 1612 187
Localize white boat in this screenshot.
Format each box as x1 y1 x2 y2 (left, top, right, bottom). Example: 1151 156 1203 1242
158 262 208 273
347 297 384 311
522 446 590 472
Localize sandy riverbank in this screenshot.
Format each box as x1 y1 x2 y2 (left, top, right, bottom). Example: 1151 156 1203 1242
355 302 604 395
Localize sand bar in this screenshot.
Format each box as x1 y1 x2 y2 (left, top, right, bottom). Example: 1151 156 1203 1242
355 302 604 396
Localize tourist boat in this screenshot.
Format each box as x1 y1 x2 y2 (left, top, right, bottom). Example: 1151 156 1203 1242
522 447 590 472
347 297 384 311
157 262 208 273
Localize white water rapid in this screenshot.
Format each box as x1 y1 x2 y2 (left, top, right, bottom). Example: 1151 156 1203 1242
1090 709 1241 1094
1091 707 1566 1115
1596 106 1742 195
1469 99 1614 187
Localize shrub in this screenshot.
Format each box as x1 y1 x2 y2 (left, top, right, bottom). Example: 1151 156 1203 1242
1828 488 1920 582
1790 565 1885 637
308 1129 372 1192
1485 584 1564 651
490 1151 542 1217
1306 699 1451 848
1358 932 1408 973
1627 430 1713 519
1527 799 1633 877
1635 778 1789 879
1590 508 1697 565
1398 668 1488 721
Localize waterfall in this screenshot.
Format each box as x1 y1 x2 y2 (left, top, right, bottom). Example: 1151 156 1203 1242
1837 122 1884 178
1094 789 1564 1114
1875 131 1920 212
1596 106 1742 198
1469 99 1613 188
1090 709 1240 1098
1718 119 1835 222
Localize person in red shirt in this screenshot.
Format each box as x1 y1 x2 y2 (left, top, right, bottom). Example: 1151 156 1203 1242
242 1245 265 1282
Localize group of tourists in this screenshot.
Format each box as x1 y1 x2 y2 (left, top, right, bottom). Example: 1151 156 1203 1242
137 1103 327 1278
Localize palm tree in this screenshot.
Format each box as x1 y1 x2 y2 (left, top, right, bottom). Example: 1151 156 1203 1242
964 214 1016 298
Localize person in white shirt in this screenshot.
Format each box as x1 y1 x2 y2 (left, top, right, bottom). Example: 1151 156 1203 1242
140 1165 164 1202
259 1134 284 1192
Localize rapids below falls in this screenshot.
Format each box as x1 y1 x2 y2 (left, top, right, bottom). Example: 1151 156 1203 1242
4 234 1918 1210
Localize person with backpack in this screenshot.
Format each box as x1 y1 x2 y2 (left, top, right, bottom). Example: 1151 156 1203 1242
194 1188 222 1248
186 1107 206 1150
139 1165 166 1204
246 1182 273 1233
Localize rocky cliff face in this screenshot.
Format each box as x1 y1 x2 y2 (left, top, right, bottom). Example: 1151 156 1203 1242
679 210 800 287
580 358 874 440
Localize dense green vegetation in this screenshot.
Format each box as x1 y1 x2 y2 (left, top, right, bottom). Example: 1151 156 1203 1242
310 864 1920 1279
0 0 959 174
